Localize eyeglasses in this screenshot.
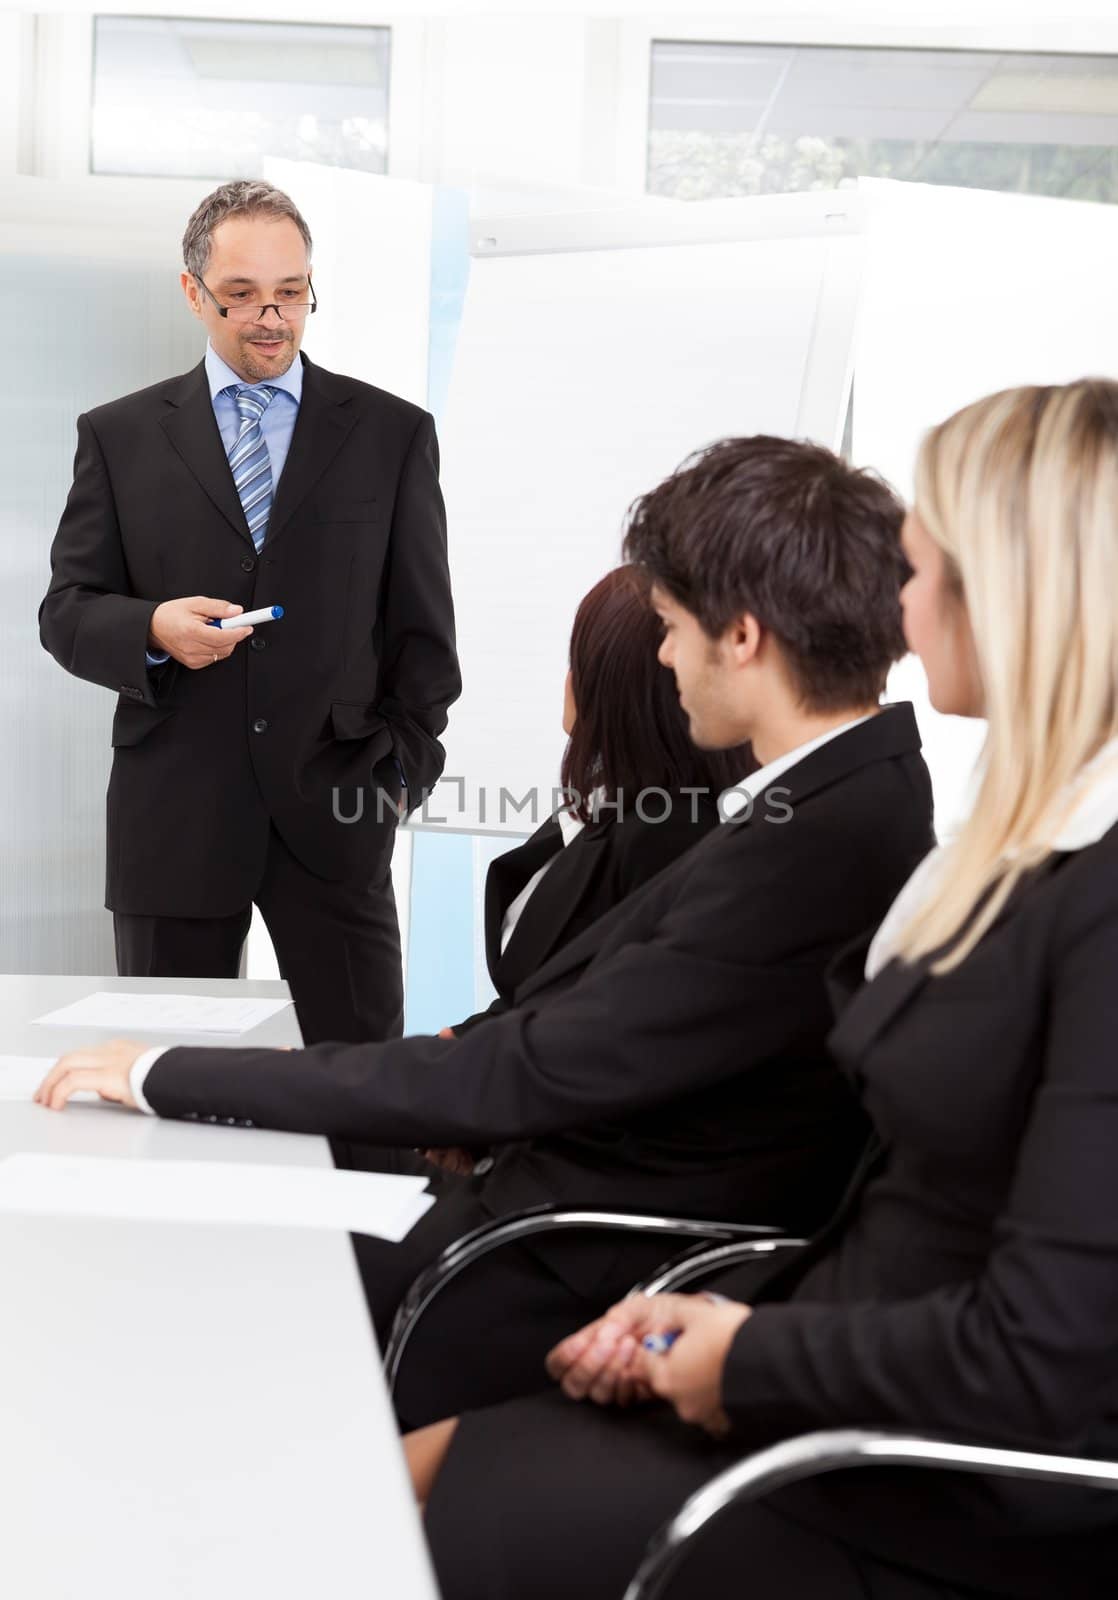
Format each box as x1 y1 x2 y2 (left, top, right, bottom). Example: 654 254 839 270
195 275 318 324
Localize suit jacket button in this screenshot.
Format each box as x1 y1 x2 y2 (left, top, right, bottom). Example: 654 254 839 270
253 718 268 734
250 636 266 651
241 555 256 573
206 1115 218 1123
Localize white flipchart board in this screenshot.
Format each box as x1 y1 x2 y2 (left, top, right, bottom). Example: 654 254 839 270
435 191 867 835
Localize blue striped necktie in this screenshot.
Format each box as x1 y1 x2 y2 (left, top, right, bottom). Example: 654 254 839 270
226 383 278 552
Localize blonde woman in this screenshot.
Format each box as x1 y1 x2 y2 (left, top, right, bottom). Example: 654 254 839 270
413 379 1118 1600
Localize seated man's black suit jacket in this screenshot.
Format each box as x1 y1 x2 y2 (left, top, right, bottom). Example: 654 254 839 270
453 789 725 1034
38 352 460 915
146 705 934 1262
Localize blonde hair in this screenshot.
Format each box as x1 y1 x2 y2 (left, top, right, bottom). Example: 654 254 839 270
895 378 1118 971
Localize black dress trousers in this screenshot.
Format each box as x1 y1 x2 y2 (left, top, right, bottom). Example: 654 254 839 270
114 822 404 1046
353 1173 694 1431
425 1393 989 1600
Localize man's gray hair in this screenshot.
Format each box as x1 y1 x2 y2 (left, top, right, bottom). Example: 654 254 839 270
182 180 313 280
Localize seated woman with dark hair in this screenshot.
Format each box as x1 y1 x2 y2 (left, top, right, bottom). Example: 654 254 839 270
447 564 750 1044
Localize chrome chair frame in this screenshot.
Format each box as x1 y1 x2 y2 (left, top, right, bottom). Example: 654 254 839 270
623 1427 1118 1600
382 1205 784 1397
636 1235 808 1295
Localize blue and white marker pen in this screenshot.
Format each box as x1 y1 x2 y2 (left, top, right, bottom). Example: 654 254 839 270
207 604 285 630
642 1330 681 1355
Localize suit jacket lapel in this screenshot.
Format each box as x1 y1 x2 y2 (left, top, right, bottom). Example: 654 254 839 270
827 954 933 1071
496 824 612 992
513 816 735 1001
748 701 921 819
484 821 563 979
159 360 252 546
514 704 926 1005
264 355 360 549
828 851 1071 1068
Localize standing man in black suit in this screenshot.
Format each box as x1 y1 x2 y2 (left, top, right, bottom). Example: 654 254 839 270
39 181 460 1045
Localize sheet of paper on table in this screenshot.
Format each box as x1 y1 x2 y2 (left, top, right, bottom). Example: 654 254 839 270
0 1153 435 1242
0 1056 97 1102
31 991 293 1035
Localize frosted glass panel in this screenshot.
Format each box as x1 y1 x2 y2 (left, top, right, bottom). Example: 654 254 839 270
0 253 200 972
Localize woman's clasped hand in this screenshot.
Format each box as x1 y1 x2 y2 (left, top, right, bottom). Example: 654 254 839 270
546 1292 751 1434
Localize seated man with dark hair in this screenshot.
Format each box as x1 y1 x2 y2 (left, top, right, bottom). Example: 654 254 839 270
39 435 935 1429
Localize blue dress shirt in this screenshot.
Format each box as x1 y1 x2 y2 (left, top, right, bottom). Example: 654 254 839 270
146 343 303 665
204 339 303 485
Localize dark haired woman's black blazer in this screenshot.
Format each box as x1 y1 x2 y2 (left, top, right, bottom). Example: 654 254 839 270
453 792 724 1034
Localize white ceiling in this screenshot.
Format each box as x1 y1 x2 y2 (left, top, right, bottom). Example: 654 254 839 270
651 44 1118 148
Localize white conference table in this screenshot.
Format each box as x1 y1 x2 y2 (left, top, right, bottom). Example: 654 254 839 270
0 975 439 1600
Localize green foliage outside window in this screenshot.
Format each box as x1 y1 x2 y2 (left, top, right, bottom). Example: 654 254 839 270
648 130 1118 205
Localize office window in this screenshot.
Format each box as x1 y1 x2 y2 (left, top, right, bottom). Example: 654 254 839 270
91 16 390 179
649 43 1118 204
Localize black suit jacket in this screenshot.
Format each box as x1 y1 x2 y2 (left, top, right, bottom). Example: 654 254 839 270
39 353 460 915
721 827 1118 1598
146 707 935 1282
455 792 724 1033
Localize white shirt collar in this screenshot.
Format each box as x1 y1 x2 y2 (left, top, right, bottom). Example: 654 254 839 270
557 785 605 847
719 713 875 821
204 341 304 405
865 732 1118 979
557 806 586 848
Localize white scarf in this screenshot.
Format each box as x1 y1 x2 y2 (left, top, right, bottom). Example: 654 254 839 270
866 735 1118 979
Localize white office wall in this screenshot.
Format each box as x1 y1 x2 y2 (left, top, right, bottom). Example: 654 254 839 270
860 179 1118 832
407 16 599 194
